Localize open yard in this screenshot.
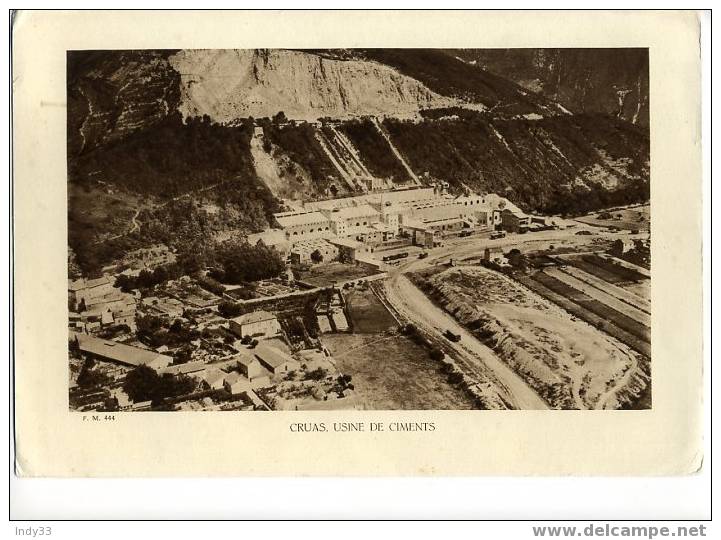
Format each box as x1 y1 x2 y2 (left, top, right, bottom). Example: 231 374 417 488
321 285 474 409
294 262 379 288
322 333 475 410
345 286 398 333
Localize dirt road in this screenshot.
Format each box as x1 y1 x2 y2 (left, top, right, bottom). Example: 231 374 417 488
383 273 549 410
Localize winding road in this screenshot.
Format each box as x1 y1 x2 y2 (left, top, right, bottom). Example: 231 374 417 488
383 272 549 410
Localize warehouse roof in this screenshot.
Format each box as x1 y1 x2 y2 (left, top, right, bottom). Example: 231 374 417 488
274 211 328 228
334 204 379 220
68 275 114 292
231 310 277 326
75 334 171 369
254 345 295 369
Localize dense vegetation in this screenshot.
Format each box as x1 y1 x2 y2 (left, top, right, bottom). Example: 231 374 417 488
337 119 411 183
70 113 259 197
68 110 282 276
123 364 197 405
209 240 285 284
261 120 338 192
383 113 649 215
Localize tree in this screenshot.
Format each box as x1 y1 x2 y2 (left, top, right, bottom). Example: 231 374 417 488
137 314 164 338
272 111 288 124
123 365 196 404
77 298 87 313
169 319 183 333
216 240 285 283
429 348 445 362
306 367 327 381
310 249 324 263
76 360 111 389
123 365 160 402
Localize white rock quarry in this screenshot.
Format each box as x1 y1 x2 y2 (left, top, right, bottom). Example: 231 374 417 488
168 49 460 122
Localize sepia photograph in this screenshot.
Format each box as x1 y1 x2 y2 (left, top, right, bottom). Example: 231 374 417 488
66 47 651 413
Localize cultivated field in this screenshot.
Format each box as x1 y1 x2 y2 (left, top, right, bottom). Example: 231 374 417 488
323 333 475 410
415 266 648 409
322 287 474 409
295 262 379 288
345 287 398 333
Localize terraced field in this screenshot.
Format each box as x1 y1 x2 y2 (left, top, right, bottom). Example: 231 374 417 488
523 272 650 357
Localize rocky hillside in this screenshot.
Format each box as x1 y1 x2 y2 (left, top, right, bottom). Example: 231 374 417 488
67 48 558 158
67 50 181 156
383 109 649 214
168 49 464 122
451 49 649 126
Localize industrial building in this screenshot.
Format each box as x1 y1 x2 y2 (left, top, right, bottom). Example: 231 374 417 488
272 186 526 252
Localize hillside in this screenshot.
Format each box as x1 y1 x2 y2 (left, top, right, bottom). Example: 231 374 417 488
359 49 558 117
382 111 649 214
451 49 649 127
168 49 465 122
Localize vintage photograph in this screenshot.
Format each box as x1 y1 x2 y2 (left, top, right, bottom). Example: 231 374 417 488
67 48 651 412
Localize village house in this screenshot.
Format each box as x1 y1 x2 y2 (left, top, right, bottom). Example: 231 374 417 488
253 345 299 376
74 333 172 370
68 275 116 306
200 369 226 390
159 360 207 377
223 372 248 395
229 311 281 339
142 296 184 319
498 208 531 233
327 237 373 262
237 354 269 383
246 228 290 257
484 246 506 264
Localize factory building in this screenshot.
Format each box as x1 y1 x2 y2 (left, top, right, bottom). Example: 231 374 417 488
272 186 524 252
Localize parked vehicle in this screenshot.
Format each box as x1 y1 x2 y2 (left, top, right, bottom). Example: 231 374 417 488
418 252 429 259
460 230 472 237
490 231 506 240
382 252 409 262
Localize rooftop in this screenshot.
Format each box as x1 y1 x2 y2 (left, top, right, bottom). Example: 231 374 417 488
237 354 261 367
201 369 225 385
333 204 380 220
223 371 243 385
327 237 363 249
291 238 335 250
75 334 171 368
247 228 288 246
159 360 207 376
254 345 295 369
231 310 277 326
274 211 329 229
68 275 114 292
